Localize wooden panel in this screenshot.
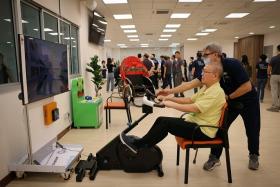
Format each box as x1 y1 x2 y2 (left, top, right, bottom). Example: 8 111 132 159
234 35 264 84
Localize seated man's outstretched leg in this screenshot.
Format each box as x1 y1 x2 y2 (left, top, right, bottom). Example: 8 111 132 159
120 117 212 154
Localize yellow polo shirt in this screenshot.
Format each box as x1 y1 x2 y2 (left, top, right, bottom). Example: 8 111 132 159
184 82 226 138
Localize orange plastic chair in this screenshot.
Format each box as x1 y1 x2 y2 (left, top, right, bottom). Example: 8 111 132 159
175 103 232 184
104 85 132 129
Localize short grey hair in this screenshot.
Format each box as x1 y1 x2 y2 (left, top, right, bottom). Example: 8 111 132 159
209 63 223 79
204 43 222 56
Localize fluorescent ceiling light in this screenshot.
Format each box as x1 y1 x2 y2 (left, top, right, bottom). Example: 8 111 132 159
166 24 181 28
120 25 135 29
141 46 148 48
99 20 107 25
249 32 255 35
117 44 126 46
171 13 191 19
104 39 111 42
123 29 137 33
202 28 217 32
4 19 11 22
120 46 128 48
159 38 169 41
234 36 239 39
170 43 180 46
49 32 59 35
178 0 203 2
225 13 249 18
140 43 149 46
44 28 53 32
187 38 198 40
6 42 11 44
253 0 276 2
163 29 177 32
113 14 132 20
103 0 128 4
196 32 209 36
160 34 172 37
127 35 138 38
130 39 139 41
269 25 276 28
64 37 75 40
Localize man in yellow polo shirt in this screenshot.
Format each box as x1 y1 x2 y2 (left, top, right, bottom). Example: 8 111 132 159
120 63 226 154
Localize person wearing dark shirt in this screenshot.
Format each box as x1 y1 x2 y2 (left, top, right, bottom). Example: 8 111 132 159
192 52 205 93
267 44 280 112
101 60 107 78
173 51 184 97
158 43 261 171
256 54 268 102
241 55 252 78
106 58 115 92
160 55 165 81
0 53 9 84
151 54 159 89
188 57 194 81
162 56 172 89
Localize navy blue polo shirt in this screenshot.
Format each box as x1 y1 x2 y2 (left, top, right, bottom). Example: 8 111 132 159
197 58 256 101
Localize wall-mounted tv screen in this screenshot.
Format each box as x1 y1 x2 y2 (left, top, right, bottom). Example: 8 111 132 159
88 11 107 45
21 35 68 104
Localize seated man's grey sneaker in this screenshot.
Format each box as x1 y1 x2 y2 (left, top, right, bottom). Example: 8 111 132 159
248 154 259 170
203 154 221 171
119 132 138 154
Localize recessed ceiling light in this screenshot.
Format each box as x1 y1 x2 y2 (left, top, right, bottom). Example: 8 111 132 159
123 29 137 33
104 39 111 42
166 24 181 28
269 25 276 29
117 44 126 46
120 25 135 29
196 33 209 36
120 46 128 48
140 43 149 46
159 38 169 41
234 36 239 39
103 0 128 4
202 29 217 32
160 34 172 37
113 14 132 20
178 0 203 2
170 13 191 19
127 35 138 38
163 29 177 32
187 38 198 40
141 46 148 48
130 39 139 41
253 0 276 2
249 32 255 35
225 13 250 18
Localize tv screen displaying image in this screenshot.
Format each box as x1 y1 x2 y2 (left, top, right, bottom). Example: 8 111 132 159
23 36 68 103
88 11 107 45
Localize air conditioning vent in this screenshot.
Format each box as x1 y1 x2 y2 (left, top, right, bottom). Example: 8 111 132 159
156 10 169 14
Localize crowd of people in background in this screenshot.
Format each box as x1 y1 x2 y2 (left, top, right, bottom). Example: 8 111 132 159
100 44 280 111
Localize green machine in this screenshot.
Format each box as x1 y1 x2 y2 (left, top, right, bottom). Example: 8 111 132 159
71 77 103 128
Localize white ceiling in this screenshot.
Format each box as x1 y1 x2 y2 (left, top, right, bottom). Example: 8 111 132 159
92 0 280 48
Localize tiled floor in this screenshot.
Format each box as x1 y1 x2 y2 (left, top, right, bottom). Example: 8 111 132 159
8 87 280 187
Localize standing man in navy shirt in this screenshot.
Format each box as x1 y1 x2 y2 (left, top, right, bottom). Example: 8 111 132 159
256 54 269 103
158 43 261 170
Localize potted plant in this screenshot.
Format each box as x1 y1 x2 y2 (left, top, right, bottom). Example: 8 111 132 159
86 55 103 96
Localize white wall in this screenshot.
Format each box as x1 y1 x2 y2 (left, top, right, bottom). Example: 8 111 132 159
0 0 111 180
264 31 280 56
183 40 235 61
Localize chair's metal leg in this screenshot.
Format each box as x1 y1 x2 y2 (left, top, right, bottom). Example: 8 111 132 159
109 109 111 123
176 144 180 166
105 109 108 129
225 148 232 183
193 148 198 164
185 148 190 184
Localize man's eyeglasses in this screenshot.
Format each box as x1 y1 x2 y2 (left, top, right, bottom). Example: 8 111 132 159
203 52 215 57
